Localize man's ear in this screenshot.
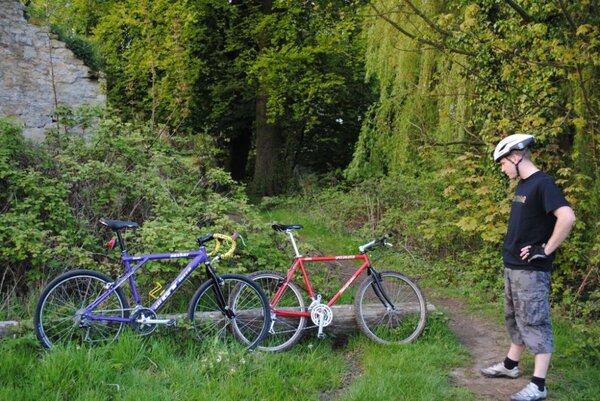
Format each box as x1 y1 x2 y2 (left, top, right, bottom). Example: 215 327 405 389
506 152 520 163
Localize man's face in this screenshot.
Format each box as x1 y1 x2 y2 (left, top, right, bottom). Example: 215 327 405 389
499 156 518 179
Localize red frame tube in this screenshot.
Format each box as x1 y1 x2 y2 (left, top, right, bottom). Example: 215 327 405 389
270 254 371 318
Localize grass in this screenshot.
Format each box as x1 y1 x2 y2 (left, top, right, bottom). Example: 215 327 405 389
0 320 472 401
0 203 473 401
261 207 359 255
0 330 346 401
1 201 596 401
338 316 474 401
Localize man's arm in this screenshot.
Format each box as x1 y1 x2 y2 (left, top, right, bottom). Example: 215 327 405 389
545 206 576 254
520 206 576 260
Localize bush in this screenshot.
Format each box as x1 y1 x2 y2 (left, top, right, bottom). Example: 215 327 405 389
0 114 276 319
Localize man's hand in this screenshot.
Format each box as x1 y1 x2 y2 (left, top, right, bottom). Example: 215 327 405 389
521 244 548 262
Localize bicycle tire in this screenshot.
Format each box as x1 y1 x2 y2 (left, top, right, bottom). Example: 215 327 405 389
354 270 426 344
34 269 129 349
187 274 270 350
248 270 307 352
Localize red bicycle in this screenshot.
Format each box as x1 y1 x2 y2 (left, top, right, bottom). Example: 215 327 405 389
250 224 427 352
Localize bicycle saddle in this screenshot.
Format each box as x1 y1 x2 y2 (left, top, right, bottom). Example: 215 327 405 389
272 224 303 232
99 218 139 231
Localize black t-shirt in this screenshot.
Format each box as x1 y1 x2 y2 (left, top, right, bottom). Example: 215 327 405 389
503 171 569 271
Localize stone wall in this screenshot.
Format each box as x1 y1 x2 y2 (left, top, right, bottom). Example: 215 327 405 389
0 0 105 140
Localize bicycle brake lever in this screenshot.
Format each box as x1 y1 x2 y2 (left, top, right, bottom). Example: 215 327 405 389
384 241 393 248
236 234 246 247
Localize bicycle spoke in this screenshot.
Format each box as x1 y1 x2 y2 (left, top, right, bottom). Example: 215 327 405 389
190 275 270 350
35 271 129 349
355 271 426 344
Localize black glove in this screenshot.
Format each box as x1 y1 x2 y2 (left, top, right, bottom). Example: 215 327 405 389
528 245 548 262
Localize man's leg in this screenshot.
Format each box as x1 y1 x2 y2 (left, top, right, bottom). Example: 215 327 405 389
510 271 552 401
533 353 551 378
508 343 525 362
480 269 524 379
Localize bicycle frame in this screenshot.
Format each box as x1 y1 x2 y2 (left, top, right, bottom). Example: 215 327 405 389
84 248 210 324
269 227 397 320
255 226 426 350
271 253 373 318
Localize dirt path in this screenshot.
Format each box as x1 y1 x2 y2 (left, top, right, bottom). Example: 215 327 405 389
431 296 530 401
283 249 530 400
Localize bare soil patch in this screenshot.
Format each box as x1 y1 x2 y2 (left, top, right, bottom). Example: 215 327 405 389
431 296 530 401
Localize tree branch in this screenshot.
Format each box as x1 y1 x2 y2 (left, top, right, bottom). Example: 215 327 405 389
503 0 532 23
368 3 475 57
403 0 453 37
556 0 577 32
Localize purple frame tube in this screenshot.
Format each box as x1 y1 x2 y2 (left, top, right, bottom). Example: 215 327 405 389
84 248 209 323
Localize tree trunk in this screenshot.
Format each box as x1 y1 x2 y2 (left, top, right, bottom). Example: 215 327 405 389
249 0 284 196
251 87 283 196
227 126 252 181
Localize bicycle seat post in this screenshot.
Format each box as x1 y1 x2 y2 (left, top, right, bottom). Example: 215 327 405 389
286 230 302 257
115 231 128 255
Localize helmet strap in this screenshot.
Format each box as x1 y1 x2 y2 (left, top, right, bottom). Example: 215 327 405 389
507 154 524 178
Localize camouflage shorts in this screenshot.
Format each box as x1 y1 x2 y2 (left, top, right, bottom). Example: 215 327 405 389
504 268 554 354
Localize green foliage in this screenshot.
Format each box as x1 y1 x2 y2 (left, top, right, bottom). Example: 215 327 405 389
0 119 88 313
250 1 375 169
25 0 374 195
92 0 204 128
50 24 103 71
347 0 599 319
0 114 277 319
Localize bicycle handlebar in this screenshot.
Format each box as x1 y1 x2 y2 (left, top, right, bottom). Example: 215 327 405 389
359 233 392 253
207 233 237 259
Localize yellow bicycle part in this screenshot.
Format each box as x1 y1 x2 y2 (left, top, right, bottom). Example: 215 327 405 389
149 282 164 300
206 233 237 259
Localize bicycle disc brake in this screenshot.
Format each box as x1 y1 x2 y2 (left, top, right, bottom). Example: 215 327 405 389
310 303 333 338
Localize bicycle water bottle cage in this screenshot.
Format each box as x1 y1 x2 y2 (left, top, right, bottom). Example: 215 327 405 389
272 224 303 232
99 218 139 231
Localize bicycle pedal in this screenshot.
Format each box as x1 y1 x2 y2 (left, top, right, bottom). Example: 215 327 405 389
166 319 177 327
317 332 326 339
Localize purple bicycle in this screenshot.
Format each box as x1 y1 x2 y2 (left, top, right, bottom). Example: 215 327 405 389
34 218 270 350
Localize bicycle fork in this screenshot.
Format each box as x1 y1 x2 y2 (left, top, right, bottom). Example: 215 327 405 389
205 263 235 319
368 268 396 310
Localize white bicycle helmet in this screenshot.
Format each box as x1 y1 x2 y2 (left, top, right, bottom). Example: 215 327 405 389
493 134 534 162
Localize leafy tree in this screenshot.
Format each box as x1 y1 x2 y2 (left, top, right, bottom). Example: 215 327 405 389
248 0 375 195
349 0 599 313
25 0 372 195
92 0 204 132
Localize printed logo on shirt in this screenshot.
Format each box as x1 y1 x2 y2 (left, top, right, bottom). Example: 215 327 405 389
513 195 527 204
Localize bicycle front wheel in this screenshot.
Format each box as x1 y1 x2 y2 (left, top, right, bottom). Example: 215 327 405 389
248 271 307 352
188 274 270 350
34 269 129 349
355 271 426 344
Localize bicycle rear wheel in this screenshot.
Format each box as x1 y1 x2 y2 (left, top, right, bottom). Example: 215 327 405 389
248 271 307 352
355 270 426 344
187 274 270 350
34 269 129 349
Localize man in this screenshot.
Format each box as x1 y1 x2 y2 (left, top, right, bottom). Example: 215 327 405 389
480 134 576 401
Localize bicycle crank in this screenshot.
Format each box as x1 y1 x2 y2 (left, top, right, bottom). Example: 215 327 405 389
310 303 333 339
130 307 175 335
